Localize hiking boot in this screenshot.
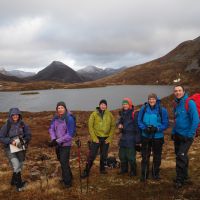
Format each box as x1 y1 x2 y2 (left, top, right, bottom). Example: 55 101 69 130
64 182 72 188
81 169 89 179
129 171 137 177
174 181 183 189
140 176 147 182
117 171 128 175
15 172 27 192
152 175 160 181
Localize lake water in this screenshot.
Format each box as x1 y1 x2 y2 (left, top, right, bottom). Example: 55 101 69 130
0 85 173 112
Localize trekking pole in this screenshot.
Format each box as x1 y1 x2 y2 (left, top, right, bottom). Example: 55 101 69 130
75 138 83 193
86 140 92 194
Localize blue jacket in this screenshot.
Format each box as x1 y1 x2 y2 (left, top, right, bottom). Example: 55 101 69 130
138 100 169 139
118 108 141 147
172 93 199 138
0 108 31 147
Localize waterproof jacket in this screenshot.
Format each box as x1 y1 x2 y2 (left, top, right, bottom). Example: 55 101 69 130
118 108 140 147
49 112 75 146
0 108 31 147
138 100 169 139
172 93 199 138
88 107 115 143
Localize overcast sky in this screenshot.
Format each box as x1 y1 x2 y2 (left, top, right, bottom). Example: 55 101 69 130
0 0 200 72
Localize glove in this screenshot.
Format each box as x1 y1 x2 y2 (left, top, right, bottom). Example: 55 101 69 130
151 126 158 133
144 126 152 134
49 139 58 147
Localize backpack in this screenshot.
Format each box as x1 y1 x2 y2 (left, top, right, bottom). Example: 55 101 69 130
185 93 200 136
105 156 120 169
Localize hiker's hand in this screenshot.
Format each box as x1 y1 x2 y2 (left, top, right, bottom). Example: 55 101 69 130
49 139 58 147
11 140 16 146
144 126 152 134
151 126 158 133
184 137 193 143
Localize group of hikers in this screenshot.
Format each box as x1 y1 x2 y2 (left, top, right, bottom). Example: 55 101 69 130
0 85 199 192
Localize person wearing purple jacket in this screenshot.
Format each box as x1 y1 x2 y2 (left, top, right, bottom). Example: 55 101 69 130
49 101 75 188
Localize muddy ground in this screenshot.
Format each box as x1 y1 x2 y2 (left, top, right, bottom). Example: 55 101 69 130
0 110 200 200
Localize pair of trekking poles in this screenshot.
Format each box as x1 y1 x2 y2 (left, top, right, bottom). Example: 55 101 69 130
75 138 89 193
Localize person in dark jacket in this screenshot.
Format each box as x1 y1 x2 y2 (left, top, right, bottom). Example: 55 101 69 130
49 101 75 188
138 93 169 181
0 108 31 192
117 98 140 177
172 86 199 188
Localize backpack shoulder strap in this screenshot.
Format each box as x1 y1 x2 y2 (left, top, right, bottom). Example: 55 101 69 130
158 105 163 123
141 103 148 122
6 120 11 137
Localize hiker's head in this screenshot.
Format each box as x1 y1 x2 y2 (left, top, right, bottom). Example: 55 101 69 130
9 108 21 122
174 85 185 99
56 101 67 115
99 99 107 111
122 98 133 110
148 93 157 107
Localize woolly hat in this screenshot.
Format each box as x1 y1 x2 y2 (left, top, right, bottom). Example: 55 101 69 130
99 99 107 106
148 93 157 100
56 101 67 110
122 98 133 108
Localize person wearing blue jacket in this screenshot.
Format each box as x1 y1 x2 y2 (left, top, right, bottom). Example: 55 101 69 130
172 85 199 188
138 93 169 182
0 108 31 192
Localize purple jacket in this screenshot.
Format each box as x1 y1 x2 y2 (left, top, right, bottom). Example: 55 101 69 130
48 113 75 146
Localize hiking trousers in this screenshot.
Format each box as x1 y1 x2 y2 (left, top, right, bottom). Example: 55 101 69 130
56 146 72 185
5 147 25 173
174 134 193 184
119 147 136 173
87 137 109 172
141 137 164 179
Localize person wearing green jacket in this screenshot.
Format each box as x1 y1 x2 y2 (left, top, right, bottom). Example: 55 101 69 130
81 99 115 178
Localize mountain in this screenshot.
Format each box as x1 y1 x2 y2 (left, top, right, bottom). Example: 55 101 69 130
0 72 24 82
6 70 35 78
29 61 86 83
83 36 200 87
77 65 126 80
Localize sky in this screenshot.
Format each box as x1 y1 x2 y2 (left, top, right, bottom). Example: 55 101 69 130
0 0 200 72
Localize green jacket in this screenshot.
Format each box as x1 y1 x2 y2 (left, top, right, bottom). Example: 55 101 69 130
88 108 115 143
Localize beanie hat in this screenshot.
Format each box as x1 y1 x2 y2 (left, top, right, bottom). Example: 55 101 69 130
56 101 67 110
122 98 133 108
99 99 107 106
148 93 157 100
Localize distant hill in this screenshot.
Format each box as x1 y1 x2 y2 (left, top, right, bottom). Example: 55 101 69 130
77 65 126 80
0 72 24 82
29 61 86 83
84 36 200 87
6 70 35 78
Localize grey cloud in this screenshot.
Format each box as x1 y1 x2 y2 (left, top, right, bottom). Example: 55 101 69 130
0 0 200 71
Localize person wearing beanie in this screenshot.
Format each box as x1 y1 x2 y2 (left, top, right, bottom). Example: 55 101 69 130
81 99 115 178
117 98 141 177
49 101 75 188
0 108 31 192
138 93 169 182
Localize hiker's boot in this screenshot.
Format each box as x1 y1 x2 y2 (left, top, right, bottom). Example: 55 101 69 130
15 172 27 192
117 162 128 175
10 172 17 186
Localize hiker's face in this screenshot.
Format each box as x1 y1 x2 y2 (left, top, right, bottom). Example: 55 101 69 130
99 103 107 111
57 106 66 115
12 114 19 122
148 98 157 107
123 103 130 110
174 86 185 99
